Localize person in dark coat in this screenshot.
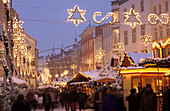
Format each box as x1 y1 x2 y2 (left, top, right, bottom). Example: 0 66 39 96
70 87 78 111
60 91 65 108
126 88 138 111
137 86 144 110
11 94 31 111
102 87 125 111
43 91 51 111
64 90 70 111
78 88 88 111
162 85 170 111
140 84 157 111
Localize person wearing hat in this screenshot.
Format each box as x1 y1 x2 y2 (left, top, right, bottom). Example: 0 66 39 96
140 84 157 111
126 88 138 111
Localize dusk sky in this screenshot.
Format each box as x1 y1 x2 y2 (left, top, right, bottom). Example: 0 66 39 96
13 0 112 55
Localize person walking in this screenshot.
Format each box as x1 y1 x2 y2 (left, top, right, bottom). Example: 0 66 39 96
126 88 138 111
140 84 157 111
162 85 170 111
11 94 31 111
60 91 65 108
50 91 56 111
70 87 78 111
78 88 88 111
102 87 125 111
64 90 70 111
137 87 145 111
43 91 51 111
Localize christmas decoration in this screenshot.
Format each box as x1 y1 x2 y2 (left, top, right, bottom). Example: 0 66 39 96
148 13 169 25
96 48 105 63
67 5 86 26
115 42 125 53
93 12 116 24
86 58 93 71
141 32 152 53
124 8 142 28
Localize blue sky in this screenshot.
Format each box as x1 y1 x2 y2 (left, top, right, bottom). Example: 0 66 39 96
13 0 112 55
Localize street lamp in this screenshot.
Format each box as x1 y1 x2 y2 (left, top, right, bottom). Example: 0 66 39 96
141 32 152 53
86 58 93 71
3 0 9 4
55 74 59 78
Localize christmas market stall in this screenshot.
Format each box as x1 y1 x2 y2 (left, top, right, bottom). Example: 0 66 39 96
119 52 170 110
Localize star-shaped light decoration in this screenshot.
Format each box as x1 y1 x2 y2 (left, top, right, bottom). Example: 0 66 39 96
141 32 152 52
67 5 86 26
96 48 105 62
124 8 142 28
115 42 125 53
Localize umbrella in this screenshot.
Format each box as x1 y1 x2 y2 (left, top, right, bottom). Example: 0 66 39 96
96 85 110 92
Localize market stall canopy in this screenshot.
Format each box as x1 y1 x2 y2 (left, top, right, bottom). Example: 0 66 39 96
139 57 170 68
120 52 153 67
0 76 28 86
38 85 59 89
69 72 92 83
89 76 115 83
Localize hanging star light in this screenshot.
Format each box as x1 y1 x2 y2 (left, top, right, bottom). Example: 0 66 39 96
124 8 142 28
115 42 125 53
141 32 152 52
67 5 86 26
96 48 105 62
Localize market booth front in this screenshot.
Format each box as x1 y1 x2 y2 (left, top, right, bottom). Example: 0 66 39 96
120 59 170 111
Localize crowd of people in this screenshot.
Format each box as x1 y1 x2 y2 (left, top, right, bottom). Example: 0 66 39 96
126 84 170 111
10 84 170 111
11 87 89 111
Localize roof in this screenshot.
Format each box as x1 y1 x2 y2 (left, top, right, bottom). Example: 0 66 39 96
82 70 99 78
89 76 115 82
127 52 153 66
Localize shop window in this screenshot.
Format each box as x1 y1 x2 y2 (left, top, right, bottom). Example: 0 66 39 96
162 48 166 58
143 77 163 96
132 77 141 92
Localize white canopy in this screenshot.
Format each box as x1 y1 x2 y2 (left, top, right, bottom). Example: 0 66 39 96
0 76 29 86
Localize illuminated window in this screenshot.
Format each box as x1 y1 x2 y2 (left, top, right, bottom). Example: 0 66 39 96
114 29 119 44
165 1 168 12
124 8 127 20
160 27 163 38
141 0 144 12
114 10 119 22
132 77 141 92
154 28 158 40
158 4 162 14
167 24 170 36
141 24 145 36
124 30 128 45
132 28 136 43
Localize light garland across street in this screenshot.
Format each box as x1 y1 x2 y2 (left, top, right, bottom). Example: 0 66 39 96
93 12 117 24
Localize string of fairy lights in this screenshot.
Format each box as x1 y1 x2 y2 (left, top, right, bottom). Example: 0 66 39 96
12 16 36 80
